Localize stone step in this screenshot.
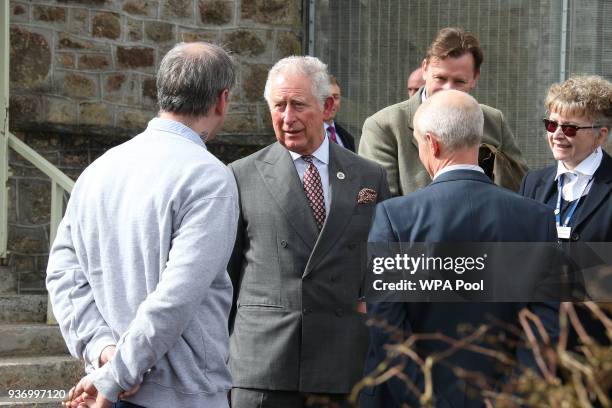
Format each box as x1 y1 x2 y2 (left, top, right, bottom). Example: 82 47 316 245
0 324 68 358
0 265 17 294
0 296 47 324
0 398 63 407
0 355 83 396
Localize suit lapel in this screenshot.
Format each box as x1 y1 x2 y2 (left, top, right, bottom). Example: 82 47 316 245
255 143 319 249
533 167 558 204
335 124 355 152
303 143 358 277
407 91 422 150
573 152 612 229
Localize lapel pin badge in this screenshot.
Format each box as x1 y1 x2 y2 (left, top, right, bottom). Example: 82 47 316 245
337 171 345 180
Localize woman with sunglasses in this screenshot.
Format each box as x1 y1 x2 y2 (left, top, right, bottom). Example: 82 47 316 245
520 75 611 242
519 75 611 351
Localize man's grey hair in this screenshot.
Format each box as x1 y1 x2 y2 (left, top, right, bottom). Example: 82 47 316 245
263 56 330 107
414 90 484 150
157 42 236 116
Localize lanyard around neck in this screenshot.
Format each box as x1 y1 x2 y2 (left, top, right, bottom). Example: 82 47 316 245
555 174 593 227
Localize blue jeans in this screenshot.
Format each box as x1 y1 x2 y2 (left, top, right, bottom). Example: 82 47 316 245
113 402 145 408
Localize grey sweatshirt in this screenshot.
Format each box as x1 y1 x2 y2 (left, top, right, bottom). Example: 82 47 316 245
46 118 238 407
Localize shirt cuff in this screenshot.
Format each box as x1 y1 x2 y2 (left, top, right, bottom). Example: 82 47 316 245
90 363 122 403
85 335 116 369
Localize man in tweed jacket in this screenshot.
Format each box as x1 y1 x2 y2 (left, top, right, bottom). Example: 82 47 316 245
360 27 528 196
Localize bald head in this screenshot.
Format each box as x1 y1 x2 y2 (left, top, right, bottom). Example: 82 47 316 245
414 89 483 151
407 67 425 97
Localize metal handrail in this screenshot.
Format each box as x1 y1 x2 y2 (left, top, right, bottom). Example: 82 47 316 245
8 133 75 193
6 133 75 325
1 0 74 324
7 131 74 241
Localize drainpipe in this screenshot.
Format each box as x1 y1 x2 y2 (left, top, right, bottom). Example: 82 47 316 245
308 0 315 55
560 0 569 82
0 0 10 259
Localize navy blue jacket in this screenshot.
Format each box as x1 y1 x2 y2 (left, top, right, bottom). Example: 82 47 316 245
335 123 356 152
361 170 558 408
519 151 612 349
519 151 612 242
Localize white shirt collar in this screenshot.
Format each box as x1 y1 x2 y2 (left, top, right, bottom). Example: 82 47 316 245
434 164 484 180
289 133 329 165
148 117 207 148
555 146 603 180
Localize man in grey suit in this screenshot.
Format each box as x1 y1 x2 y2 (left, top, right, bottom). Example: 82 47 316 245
359 27 528 196
228 56 390 407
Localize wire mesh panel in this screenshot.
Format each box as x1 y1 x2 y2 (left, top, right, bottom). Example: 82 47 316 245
313 0 611 169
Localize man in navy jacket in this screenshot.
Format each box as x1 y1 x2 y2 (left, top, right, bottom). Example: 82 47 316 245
361 90 559 407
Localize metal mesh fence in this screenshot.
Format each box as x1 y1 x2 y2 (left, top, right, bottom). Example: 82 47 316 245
312 0 611 169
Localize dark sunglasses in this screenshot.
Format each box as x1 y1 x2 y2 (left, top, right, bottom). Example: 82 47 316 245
543 118 600 137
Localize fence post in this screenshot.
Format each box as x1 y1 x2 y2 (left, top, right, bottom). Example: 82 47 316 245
0 0 10 259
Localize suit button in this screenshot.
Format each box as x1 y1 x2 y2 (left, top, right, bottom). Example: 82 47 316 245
330 275 338 282
335 308 343 317
347 243 357 250
303 308 311 315
280 240 288 248
571 232 580 241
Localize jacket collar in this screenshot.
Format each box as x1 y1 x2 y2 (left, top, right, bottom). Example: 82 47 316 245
573 150 612 229
253 142 360 276
430 168 494 186
404 91 423 150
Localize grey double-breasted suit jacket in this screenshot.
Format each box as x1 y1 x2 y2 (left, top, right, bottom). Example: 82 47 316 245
227 141 390 394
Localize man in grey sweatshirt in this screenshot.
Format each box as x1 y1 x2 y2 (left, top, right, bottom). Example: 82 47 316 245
46 42 238 408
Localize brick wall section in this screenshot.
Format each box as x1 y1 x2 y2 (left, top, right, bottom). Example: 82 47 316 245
6 0 303 293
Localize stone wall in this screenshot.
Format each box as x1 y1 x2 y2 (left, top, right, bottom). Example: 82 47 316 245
9 0 302 138
7 0 303 293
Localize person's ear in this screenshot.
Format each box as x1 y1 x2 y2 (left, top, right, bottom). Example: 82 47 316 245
470 69 481 90
215 89 230 116
421 58 428 73
596 126 609 146
323 96 334 117
426 133 441 157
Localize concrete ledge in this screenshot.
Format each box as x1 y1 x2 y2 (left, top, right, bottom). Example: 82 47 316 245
0 296 47 324
0 266 17 295
0 324 68 357
11 122 276 147
0 398 63 407
0 355 83 392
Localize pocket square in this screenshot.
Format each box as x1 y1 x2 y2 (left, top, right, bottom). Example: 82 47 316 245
357 188 377 204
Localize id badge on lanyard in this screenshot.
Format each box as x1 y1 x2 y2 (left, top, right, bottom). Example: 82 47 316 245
555 174 592 240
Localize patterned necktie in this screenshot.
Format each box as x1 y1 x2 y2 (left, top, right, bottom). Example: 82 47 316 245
301 155 326 229
327 126 338 144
